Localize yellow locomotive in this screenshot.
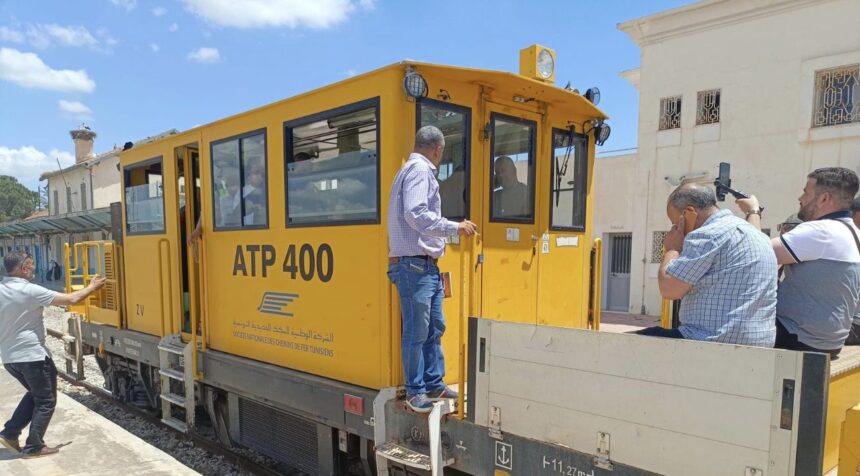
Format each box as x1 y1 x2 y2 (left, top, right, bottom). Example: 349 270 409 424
63 45 860 476
66 45 608 473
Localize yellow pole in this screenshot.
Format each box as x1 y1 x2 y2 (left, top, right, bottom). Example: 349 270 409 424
457 235 469 419
592 238 603 330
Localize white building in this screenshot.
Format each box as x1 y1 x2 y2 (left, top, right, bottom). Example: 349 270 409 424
0 126 176 281
594 0 860 315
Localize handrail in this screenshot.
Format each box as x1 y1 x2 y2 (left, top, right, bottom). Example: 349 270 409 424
199 237 210 350
188 235 204 379
456 234 471 419
591 238 603 330
156 239 173 337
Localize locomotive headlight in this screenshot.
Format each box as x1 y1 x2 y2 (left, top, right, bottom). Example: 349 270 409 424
519 45 556 83
537 49 554 79
403 68 428 99
594 122 611 146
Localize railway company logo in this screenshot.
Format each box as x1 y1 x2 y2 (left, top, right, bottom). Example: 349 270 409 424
257 292 299 317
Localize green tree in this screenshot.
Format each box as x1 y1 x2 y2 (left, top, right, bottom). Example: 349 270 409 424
0 175 39 222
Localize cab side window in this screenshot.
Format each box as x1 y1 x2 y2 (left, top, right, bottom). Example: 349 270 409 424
211 130 268 230
124 158 165 235
285 98 379 226
417 99 470 220
550 129 588 231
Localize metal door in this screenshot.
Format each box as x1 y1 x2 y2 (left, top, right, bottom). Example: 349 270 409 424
479 107 542 324
606 233 631 312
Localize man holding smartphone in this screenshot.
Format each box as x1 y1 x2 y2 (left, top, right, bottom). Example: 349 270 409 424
636 183 778 347
737 167 860 358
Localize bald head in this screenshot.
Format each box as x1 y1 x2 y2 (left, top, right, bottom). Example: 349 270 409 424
667 183 717 212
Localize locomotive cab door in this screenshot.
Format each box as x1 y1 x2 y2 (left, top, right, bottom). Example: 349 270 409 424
480 107 542 324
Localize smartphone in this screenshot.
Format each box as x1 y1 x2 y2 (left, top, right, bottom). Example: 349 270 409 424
715 162 731 201
683 209 697 234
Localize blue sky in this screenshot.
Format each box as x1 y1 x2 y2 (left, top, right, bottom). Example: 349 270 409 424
0 0 693 190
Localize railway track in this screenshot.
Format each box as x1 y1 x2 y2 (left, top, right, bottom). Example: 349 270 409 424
45 328 289 476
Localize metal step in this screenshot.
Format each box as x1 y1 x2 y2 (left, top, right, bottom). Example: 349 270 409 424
376 442 453 471
158 343 185 355
160 392 185 406
158 368 184 381
162 416 187 433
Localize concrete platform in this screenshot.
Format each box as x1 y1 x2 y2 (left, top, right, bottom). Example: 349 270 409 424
0 369 198 476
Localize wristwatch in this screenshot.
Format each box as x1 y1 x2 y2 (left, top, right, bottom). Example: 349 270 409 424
745 207 764 218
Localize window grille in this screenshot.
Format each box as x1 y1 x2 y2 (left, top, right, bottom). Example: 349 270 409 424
812 64 859 128
659 96 682 130
651 231 668 263
696 89 720 125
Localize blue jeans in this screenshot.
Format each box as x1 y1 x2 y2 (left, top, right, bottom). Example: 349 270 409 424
2 357 58 454
388 257 446 396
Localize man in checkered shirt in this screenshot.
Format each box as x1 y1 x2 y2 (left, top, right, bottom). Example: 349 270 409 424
636 183 778 347
387 125 477 413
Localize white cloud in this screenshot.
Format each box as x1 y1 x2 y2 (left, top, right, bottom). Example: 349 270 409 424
343 69 357 78
168 23 179 32
59 100 93 120
96 29 119 48
152 6 167 16
187 47 219 63
0 48 96 93
27 24 98 49
0 26 24 43
182 0 374 29
150 43 160 53
0 146 75 189
109 0 137 11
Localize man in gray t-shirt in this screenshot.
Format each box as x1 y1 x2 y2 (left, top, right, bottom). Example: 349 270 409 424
0 252 104 457
739 167 860 358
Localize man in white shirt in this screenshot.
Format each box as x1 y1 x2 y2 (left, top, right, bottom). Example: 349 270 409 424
739 167 860 358
0 252 105 457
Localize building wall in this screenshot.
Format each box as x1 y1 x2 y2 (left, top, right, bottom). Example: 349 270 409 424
91 155 120 209
46 154 121 215
608 0 860 315
47 167 91 215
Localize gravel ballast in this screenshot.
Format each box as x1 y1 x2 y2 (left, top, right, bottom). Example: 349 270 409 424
40 306 298 476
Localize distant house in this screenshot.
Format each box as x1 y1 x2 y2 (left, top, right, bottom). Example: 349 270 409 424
0 125 177 283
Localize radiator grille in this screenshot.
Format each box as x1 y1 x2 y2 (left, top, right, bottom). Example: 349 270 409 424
238 397 318 475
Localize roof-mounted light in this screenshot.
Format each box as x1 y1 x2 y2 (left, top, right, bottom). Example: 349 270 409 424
519 45 556 83
403 67 428 100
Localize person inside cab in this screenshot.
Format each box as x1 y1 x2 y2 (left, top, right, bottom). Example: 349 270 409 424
492 156 529 218
636 183 778 347
738 168 860 358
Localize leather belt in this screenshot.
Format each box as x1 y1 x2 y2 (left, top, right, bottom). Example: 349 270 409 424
389 255 438 265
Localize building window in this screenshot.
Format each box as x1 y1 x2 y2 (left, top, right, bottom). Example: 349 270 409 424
696 89 720 125
65 187 72 213
417 99 470 220
659 96 682 130
550 128 588 231
80 182 87 211
52 190 58 216
210 129 268 230
285 98 379 227
651 231 668 263
124 158 165 235
812 64 859 128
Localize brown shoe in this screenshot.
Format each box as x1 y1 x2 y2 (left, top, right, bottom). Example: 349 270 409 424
0 435 20 452
23 445 59 458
